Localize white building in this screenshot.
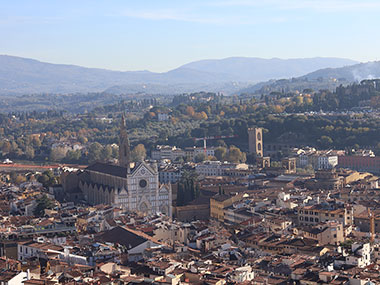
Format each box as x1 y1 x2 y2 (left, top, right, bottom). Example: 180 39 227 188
229 266 255 283
194 147 215 158
159 166 182 184
0 271 28 285
195 161 223 176
195 161 249 177
18 240 63 261
18 240 90 265
151 145 185 161
294 148 338 170
345 243 371 268
311 155 338 170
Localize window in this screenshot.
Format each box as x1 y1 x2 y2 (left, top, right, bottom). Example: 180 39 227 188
333 234 337 238
310 217 314 222
305 211 308 215
315 218 319 222
305 217 309 221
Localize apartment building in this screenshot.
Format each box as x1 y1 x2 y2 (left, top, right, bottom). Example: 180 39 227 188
297 202 353 227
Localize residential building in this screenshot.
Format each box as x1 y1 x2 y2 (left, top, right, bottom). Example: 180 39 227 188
159 165 181 184
151 145 185 161
297 201 353 226
295 149 339 170
339 155 380 174
302 221 344 245
210 193 245 222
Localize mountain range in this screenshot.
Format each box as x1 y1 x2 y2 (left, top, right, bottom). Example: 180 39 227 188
239 61 380 95
0 55 359 95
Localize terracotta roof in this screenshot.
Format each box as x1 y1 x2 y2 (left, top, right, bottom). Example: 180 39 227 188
96 226 149 249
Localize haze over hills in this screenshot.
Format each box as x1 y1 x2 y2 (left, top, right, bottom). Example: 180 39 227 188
0 55 358 95
180 57 358 82
238 61 380 95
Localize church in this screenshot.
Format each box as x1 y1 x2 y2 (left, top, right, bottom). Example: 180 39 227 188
61 115 172 217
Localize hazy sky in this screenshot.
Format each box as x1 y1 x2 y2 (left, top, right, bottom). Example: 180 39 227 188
1 0 380 72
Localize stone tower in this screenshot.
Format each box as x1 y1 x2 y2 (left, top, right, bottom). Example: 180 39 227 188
119 114 131 170
282 157 297 174
248 127 263 157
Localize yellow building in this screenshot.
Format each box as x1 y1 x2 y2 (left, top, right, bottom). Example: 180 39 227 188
210 193 245 222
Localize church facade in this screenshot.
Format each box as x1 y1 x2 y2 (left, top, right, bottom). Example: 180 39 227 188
62 115 172 217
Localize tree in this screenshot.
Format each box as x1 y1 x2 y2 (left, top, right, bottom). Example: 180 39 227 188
32 136 41 147
10 141 18 152
176 183 185 206
87 142 103 163
15 175 26 185
158 129 169 141
186 106 195 116
131 144 146 162
199 111 208 120
100 145 113 162
9 172 17 183
226 146 246 163
271 161 282 167
1 141 11 153
176 171 199 206
50 147 66 162
216 140 227 148
37 174 50 186
194 153 207 163
214 147 227 161
318 136 333 148
37 170 57 187
25 146 35 159
33 194 55 217
78 136 88 144
65 150 82 163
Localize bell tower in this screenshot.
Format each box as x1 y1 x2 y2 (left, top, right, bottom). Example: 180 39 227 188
119 114 131 171
248 127 263 157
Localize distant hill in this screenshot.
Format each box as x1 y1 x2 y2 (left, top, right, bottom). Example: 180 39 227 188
239 61 380 95
180 57 357 82
301 61 380 81
0 55 358 95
